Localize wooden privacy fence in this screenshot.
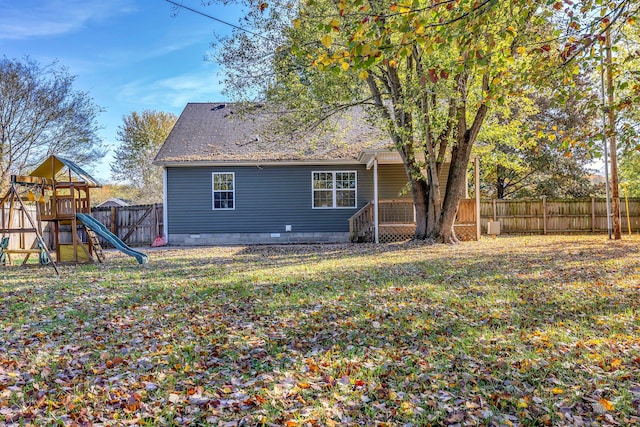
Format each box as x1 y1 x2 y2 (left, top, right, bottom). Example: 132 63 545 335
2 203 163 251
480 197 640 234
1 205 39 251
91 204 163 247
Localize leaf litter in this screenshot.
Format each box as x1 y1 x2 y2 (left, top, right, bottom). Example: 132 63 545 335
0 235 639 426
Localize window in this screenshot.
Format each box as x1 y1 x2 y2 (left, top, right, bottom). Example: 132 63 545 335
312 171 356 208
212 172 235 210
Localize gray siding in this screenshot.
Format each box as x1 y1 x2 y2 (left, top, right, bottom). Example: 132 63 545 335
167 165 373 235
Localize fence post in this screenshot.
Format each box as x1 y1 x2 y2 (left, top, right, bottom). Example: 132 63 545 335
157 203 163 237
493 199 497 222
110 206 117 236
151 204 157 240
591 196 596 233
542 196 547 235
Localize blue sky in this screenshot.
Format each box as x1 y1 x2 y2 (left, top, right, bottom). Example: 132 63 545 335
0 0 241 181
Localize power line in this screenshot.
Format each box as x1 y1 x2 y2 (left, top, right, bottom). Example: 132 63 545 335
165 0 269 40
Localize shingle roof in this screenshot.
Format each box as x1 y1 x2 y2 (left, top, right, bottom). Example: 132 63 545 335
153 103 393 164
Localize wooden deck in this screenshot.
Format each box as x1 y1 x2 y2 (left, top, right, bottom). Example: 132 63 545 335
349 199 478 242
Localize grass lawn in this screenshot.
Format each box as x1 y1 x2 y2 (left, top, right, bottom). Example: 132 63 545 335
1 235 639 426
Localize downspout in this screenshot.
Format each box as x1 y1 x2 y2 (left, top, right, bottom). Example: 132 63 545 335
163 167 169 244
373 155 379 244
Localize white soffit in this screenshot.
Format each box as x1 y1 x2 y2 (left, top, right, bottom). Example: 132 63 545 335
360 150 404 169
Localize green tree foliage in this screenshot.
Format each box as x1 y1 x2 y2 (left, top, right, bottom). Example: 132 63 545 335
480 144 602 198
90 183 138 207
607 16 640 150
0 57 104 192
475 87 602 199
206 0 636 242
612 21 640 200
620 150 640 197
111 110 177 204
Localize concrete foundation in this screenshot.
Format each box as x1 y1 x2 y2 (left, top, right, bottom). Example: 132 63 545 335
168 232 350 245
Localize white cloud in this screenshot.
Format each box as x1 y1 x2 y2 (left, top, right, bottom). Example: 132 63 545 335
0 0 133 40
117 66 227 111
94 34 214 68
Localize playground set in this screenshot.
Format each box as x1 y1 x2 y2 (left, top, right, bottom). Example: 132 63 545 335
0 155 148 274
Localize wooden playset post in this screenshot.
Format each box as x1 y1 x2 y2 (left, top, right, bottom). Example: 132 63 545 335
0 177 59 274
72 182 79 262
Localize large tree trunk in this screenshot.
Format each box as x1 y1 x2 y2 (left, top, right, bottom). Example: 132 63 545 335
438 138 470 243
496 164 506 199
411 178 430 239
425 163 442 237
428 74 489 243
407 158 441 241
436 128 484 243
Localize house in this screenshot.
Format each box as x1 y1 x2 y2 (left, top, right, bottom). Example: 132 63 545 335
153 103 471 245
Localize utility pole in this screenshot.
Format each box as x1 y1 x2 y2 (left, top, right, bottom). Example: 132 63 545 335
605 26 622 240
600 46 612 239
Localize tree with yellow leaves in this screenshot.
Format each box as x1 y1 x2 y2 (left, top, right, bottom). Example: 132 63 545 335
204 0 637 242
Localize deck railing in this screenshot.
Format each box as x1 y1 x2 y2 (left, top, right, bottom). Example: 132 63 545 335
456 199 476 224
348 202 374 242
379 199 415 223
349 198 478 242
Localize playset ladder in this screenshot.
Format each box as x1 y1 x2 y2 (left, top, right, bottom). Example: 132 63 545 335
86 229 105 263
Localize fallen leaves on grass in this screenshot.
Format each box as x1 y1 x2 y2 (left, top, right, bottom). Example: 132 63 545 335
0 236 639 425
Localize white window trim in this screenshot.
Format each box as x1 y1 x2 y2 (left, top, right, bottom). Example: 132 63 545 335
212 172 235 210
311 170 357 209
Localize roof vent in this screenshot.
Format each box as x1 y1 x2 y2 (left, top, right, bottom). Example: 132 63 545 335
211 104 226 111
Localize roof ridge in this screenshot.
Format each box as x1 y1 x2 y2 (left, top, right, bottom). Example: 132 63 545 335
155 103 392 164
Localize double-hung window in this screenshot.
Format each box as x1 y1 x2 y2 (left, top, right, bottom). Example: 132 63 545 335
212 172 235 210
312 171 356 208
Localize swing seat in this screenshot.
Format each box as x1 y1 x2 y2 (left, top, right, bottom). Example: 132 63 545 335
0 236 8 265
37 241 50 265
